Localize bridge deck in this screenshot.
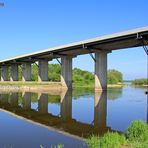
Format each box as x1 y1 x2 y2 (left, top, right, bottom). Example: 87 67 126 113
0 26 148 65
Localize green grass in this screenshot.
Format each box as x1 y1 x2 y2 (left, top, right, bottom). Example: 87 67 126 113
87 120 148 148
87 133 126 148
127 120 148 142
100 132 126 148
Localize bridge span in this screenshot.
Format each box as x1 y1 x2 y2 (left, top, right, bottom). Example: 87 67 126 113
0 27 148 90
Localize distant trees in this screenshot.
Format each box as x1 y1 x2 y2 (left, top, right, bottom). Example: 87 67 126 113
107 69 123 84
132 78 148 85
73 68 94 86
0 64 123 85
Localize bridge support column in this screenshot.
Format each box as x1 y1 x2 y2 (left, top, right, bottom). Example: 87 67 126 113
38 60 48 82
61 56 72 89
95 51 108 90
38 93 48 114
22 63 31 81
1 66 9 81
10 64 18 81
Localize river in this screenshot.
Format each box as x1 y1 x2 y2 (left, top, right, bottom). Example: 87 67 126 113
0 85 147 148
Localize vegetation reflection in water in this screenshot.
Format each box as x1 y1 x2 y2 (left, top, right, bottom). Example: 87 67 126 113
0 86 147 140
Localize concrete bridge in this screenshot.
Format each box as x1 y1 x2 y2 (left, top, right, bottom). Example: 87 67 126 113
0 27 148 90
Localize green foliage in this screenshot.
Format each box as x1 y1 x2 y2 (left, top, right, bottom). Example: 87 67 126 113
18 65 22 81
48 64 60 82
87 132 126 148
2 64 123 85
127 120 148 142
107 69 123 84
73 68 94 86
128 141 148 148
87 135 100 148
132 78 148 85
100 132 126 148
31 64 38 81
87 120 148 148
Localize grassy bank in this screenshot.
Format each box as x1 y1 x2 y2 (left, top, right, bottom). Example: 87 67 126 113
87 120 148 148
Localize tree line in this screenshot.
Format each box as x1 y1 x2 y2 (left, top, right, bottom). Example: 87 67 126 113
0 64 123 85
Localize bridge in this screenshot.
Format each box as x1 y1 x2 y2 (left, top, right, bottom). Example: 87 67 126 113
0 27 148 90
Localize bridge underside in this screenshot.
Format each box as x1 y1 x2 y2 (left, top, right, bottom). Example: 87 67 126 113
0 27 148 90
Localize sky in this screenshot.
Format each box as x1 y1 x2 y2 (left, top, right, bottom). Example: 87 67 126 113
0 0 148 80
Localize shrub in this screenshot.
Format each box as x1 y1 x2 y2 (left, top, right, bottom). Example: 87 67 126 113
107 69 123 84
127 120 148 142
87 132 126 148
100 132 126 148
128 141 148 148
87 135 100 148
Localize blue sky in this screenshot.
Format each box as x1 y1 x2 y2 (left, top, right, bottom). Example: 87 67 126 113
0 0 147 80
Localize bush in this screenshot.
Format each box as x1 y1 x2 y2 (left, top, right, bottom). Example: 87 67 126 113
128 141 148 148
87 132 126 148
100 132 126 148
107 69 123 84
87 135 100 148
127 120 148 142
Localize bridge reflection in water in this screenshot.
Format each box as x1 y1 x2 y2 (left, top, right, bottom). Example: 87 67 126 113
0 90 112 138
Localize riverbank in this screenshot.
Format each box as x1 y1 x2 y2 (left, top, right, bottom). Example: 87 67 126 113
87 120 148 148
0 82 62 94
0 82 124 92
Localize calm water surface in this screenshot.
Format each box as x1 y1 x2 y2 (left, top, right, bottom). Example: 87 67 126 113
0 85 147 148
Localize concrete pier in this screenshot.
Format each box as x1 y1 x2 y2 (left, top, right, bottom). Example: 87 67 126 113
95 52 108 90
10 64 18 81
22 63 31 81
1 66 9 81
38 60 48 82
38 93 48 114
61 56 72 89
